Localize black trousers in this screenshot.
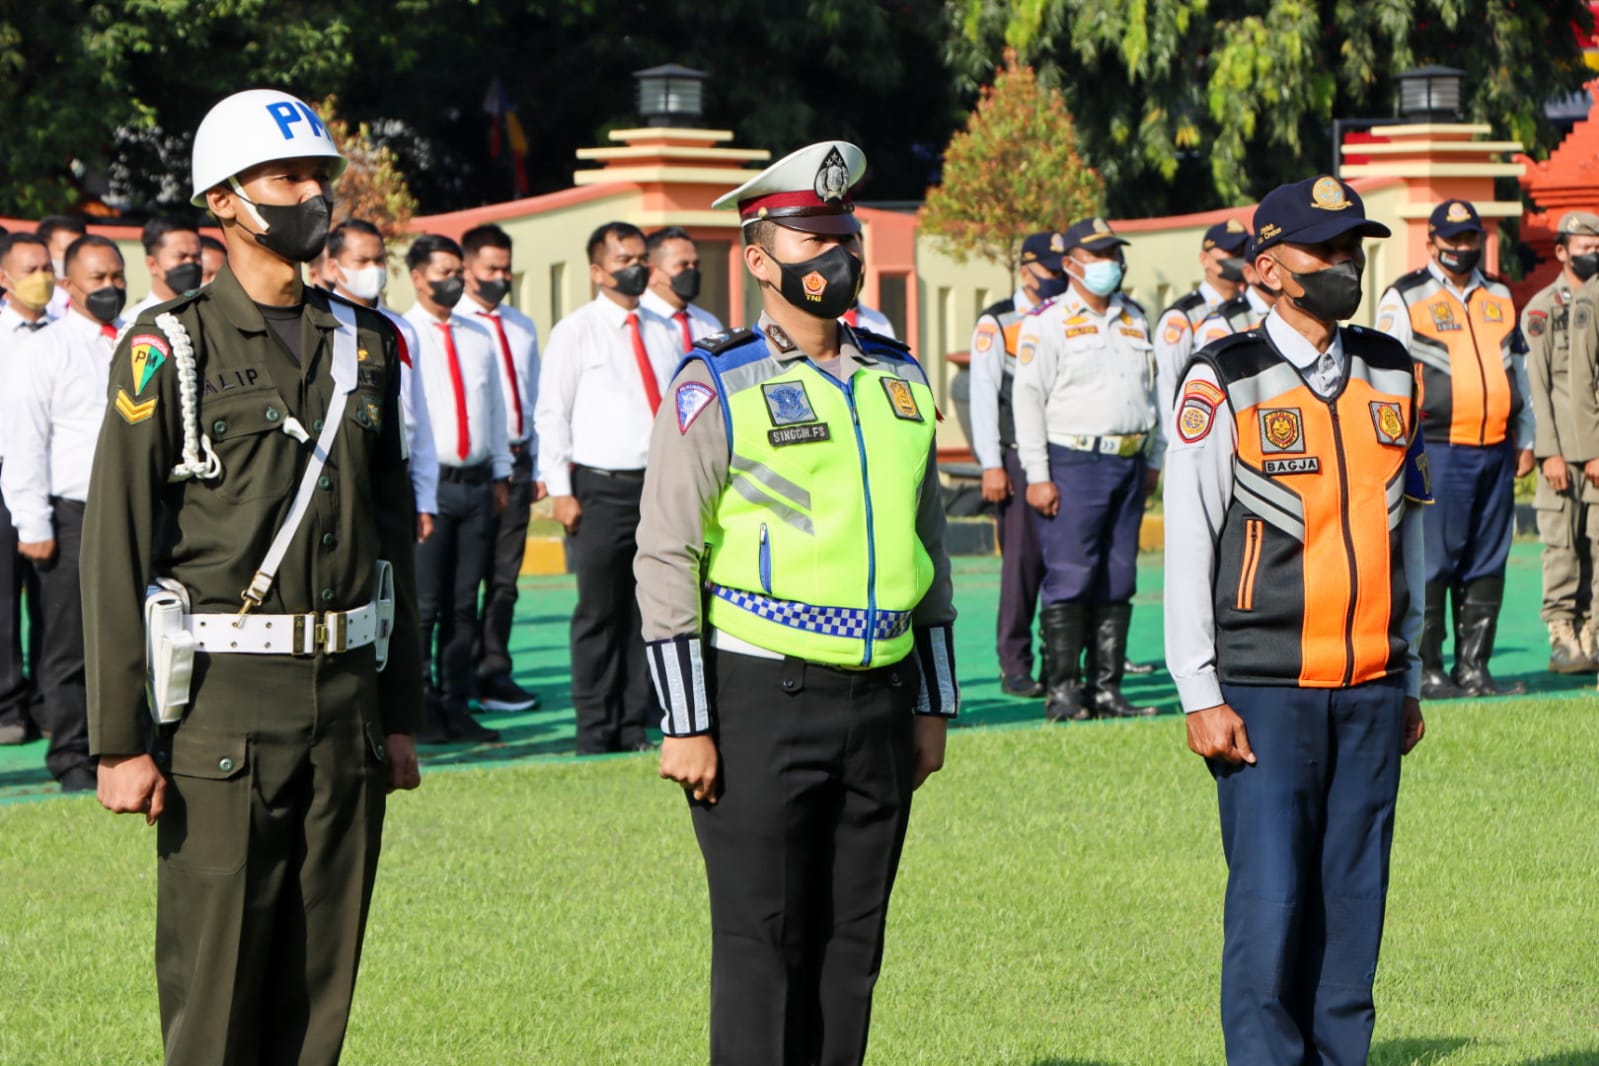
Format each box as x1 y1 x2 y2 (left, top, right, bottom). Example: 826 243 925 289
0 465 41 733
477 449 533 680
416 476 493 705
691 650 917 1066
37 499 88 778
568 466 656 753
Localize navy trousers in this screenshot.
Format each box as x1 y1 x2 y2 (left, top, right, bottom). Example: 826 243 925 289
1030 445 1145 606
1212 678 1406 1066
997 446 1044 676
1423 440 1514 586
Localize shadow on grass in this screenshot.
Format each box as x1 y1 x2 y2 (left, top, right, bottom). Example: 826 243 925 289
1371 1036 1474 1063
1519 1052 1599 1065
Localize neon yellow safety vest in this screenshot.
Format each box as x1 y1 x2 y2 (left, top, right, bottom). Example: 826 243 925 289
690 329 937 667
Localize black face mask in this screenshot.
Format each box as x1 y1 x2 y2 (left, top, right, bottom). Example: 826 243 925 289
773 245 863 320
669 267 702 303
164 262 203 294
1034 271 1068 302
428 277 466 308
85 285 127 325
1437 247 1482 277
1572 253 1599 283
610 263 650 298
1287 260 1363 323
1218 257 1246 284
474 277 511 306
237 192 332 264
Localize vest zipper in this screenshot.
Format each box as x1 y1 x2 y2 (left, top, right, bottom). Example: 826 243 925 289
758 523 772 595
1461 291 1489 446
1328 402 1360 685
810 363 879 666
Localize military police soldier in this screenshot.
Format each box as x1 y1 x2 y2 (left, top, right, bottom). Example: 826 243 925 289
1522 211 1599 673
85 90 422 1065
1153 218 1251 410
634 141 958 1066
1014 217 1162 722
1375 199 1535 698
1166 175 1428 1065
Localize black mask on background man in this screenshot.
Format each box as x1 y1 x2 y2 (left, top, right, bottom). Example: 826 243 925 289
611 264 650 298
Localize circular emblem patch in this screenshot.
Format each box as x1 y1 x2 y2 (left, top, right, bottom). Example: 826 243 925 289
802 271 827 299
1311 176 1349 211
1446 201 1473 223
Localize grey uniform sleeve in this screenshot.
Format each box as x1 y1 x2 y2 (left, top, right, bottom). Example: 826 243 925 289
1522 300 1560 459
1510 342 1536 452
1161 363 1236 713
1153 307 1193 412
1569 291 1599 462
909 437 958 717
1375 288 1412 350
1012 314 1053 484
634 360 729 736
1400 501 1424 701
966 315 1005 470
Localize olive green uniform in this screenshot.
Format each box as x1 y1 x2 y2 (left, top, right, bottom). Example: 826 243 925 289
83 265 422 1066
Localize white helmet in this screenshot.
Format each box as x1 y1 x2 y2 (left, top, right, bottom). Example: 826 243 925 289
189 89 346 207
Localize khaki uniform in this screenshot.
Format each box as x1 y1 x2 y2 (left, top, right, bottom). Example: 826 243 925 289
83 265 422 1066
1523 276 1599 625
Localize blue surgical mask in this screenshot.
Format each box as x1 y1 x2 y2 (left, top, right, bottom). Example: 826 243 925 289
1076 260 1124 297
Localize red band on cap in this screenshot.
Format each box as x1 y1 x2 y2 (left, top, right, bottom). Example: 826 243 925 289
739 189 854 219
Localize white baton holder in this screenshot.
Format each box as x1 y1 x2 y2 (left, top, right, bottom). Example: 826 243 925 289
144 578 196 725
372 559 395 671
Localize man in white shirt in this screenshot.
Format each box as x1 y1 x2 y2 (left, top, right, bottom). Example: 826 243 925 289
641 225 724 354
0 233 53 746
403 234 510 745
534 221 677 754
324 219 438 541
128 215 203 319
458 223 543 713
843 300 894 338
35 215 85 321
1 235 127 790
1153 219 1250 411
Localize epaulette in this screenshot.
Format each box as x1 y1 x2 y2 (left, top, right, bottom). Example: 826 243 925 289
1120 294 1147 316
1162 290 1207 317
854 327 911 357
696 328 758 356
131 288 204 328
1027 296 1060 316
978 297 1016 322
1389 266 1433 296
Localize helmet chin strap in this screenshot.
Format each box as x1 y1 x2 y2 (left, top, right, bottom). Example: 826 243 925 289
227 177 272 233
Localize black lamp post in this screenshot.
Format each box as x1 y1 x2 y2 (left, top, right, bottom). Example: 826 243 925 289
1332 65 1469 174
634 64 708 127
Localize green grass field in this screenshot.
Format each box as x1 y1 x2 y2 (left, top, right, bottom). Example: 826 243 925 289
1 547 1596 1064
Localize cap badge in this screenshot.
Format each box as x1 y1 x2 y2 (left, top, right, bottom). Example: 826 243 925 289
1226 218 1245 233
1050 233 1065 253
814 147 851 205
1311 176 1350 211
1445 201 1472 223
1091 218 1110 234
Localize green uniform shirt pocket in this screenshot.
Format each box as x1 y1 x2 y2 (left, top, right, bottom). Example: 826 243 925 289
203 391 296 503
157 730 251 875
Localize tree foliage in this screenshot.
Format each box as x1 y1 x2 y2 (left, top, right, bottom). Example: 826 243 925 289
947 0 1596 216
920 51 1103 272
316 97 418 238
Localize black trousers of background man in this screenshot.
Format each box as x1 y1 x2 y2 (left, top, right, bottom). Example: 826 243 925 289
0 467 41 739
568 465 655 754
478 448 534 681
37 499 88 779
691 649 917 1066
417 471 494 707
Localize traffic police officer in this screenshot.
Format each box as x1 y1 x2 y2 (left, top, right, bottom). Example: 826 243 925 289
85 89 422 1066
1166 175 1428 1065
1014 217 1161 722
969 230 1068 696
634 140 958 1066
1153 218 1251 409
1375 199 1535 698
1522 211 1599 673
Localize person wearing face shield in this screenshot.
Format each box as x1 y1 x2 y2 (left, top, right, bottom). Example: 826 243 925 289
81 88 424 1066
641 225 725 353
1517 212 1599 675
633 141 957 1065
1375 200 1535 699
1164 175 1429 1065
128 215 204 320
534 221 677 754
1 234 126 791
1013 216 1162 722
969 230 1068 698
1153 218 1251 411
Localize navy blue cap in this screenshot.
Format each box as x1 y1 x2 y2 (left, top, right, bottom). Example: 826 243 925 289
1202 218 1250 254
1062 217 1130 255
1019 230 1066 271
1252 175 1392 254
1428 199 1484 238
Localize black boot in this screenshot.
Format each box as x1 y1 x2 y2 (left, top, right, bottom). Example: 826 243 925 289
1453 577 1528 697
1420 582 1466 700
1039 602 1089 722
415 688 452 745
1086 602 1158 718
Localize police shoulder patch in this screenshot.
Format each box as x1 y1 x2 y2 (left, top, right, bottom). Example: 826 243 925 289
1177 397 1216 443
1526 309 1548 337
128 333 170 397
973 322 999 354
676 381 717 434
699 328 757 355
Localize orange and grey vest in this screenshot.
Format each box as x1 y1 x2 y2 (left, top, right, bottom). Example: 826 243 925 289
1195 327 1423 688
1386 268 1522 446
977 297 1024 446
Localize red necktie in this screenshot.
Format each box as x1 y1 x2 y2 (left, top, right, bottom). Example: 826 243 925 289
626 312 662 416
843 308 859 327
434 321 471 461
673 309 693 355
100 323 117 339
476 310 524 439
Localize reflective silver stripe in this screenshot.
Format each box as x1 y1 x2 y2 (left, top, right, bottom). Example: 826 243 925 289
1225 363 1304 410
686 639 708 734
729 475 815 535
1386 467 1406 532
1234 465 1306 541
1408 342 1453 375
730 453 812 511
1359 364 1417 399
1236 462 1306 521
720 355 786 396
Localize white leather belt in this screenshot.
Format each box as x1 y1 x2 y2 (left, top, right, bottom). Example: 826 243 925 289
184 601 379 656
1058 432 1149 458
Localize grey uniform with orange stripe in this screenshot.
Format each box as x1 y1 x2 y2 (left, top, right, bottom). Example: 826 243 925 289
1164 309 1428 712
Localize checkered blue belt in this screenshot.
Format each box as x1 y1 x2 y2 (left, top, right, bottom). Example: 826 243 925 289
709 585 912 641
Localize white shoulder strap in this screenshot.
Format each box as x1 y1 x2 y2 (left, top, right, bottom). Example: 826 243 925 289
235 300 361 617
